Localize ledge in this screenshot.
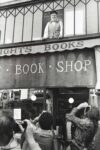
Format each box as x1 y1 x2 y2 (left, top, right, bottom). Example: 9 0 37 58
0 33 100 49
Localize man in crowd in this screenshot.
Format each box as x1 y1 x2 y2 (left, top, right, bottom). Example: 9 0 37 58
22 111 57 150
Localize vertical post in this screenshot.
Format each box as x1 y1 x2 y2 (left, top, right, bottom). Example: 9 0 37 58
95 46 100 89
43 88 46 110
52 88 58 128
89 89 98 107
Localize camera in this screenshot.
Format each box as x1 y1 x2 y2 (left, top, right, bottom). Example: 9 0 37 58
21 121 27 129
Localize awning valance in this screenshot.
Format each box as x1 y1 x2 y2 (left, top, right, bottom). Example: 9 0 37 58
0 49 96 89
0 38 100 57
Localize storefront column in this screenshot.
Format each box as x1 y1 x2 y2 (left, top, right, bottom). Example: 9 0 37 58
94 46 100 108
46 89 53 113
89 89 98 107
95 46 100 89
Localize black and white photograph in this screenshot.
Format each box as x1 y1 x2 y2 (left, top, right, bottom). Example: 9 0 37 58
0 0 100 150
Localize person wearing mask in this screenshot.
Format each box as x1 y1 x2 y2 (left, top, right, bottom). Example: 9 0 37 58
43 11 63 39
66 102 100 150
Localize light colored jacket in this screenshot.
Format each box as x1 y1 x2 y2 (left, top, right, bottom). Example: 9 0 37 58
22 128 55 150
0 136 21 150
43 20 63 39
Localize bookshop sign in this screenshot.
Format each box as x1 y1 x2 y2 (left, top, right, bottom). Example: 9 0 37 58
0 49 96 89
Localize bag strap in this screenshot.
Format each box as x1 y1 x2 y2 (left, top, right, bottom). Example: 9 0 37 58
66 121 72 141
51 127 56 138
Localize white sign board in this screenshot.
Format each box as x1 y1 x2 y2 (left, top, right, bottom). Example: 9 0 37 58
14 108 21 120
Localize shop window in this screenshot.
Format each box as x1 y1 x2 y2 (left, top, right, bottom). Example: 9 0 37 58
11 90 21 101
1 91 9 101
0 30 1 42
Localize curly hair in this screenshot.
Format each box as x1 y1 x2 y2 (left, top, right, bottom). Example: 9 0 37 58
85 106 100 147
39 112 53 130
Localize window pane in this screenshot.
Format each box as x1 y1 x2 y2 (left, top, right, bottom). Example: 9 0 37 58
33 10 42 40
75 10 85 35
64 8 74 36
87 0 98 34
23 10 33 41
14 12 23 43
0 16 5 44
64 5 85 36
99 3 100 32
5 14 14 43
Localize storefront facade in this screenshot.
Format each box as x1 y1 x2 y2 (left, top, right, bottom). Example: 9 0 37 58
0 0 100 133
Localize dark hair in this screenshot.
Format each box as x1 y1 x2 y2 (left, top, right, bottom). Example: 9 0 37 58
86 106 100 122
50 11 58 15
0 114 16 145
85 107 100 147
39 112 53 130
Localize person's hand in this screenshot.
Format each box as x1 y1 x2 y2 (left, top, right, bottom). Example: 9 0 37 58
34 110 46 121
77 102 89 110
23 120 41 150
15 120 24 133
41 110 47 114
24 120 36 141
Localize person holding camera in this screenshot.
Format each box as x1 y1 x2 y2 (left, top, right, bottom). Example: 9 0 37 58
21 120 41 150
21 111 57 150
0 110 41 150
66 102 100 150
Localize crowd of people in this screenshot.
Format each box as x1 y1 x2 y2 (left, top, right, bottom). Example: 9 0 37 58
0 102 99 150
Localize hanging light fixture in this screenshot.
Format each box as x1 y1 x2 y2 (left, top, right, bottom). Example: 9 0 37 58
68 97 74 104
31 94 37 101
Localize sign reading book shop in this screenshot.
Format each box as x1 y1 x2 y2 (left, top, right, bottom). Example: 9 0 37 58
0 49 96 89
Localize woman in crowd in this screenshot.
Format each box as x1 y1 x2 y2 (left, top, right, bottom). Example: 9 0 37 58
66 102 100 150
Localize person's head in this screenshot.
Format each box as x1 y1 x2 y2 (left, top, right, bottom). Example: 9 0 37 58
86 106 100 122
39 112 53 130
50 11 58 22
0 111 16 146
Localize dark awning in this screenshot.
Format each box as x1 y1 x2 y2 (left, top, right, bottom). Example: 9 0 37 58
0 48 96 89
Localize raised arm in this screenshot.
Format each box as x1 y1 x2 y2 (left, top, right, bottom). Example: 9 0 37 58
66 102 90 129
23 120 41 150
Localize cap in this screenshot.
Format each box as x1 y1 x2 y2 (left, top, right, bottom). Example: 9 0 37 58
50 11 58 15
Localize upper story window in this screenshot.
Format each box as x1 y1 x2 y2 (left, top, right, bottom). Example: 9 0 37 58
64 9 85 36
43 10 63 39
0 0 99 44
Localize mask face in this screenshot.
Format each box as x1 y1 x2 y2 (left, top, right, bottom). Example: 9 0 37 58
51 14 58 22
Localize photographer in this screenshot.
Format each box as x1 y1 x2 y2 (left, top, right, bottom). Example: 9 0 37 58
21 120 41 150
0 109 41 150
21 111 57 150
66 102 100 150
